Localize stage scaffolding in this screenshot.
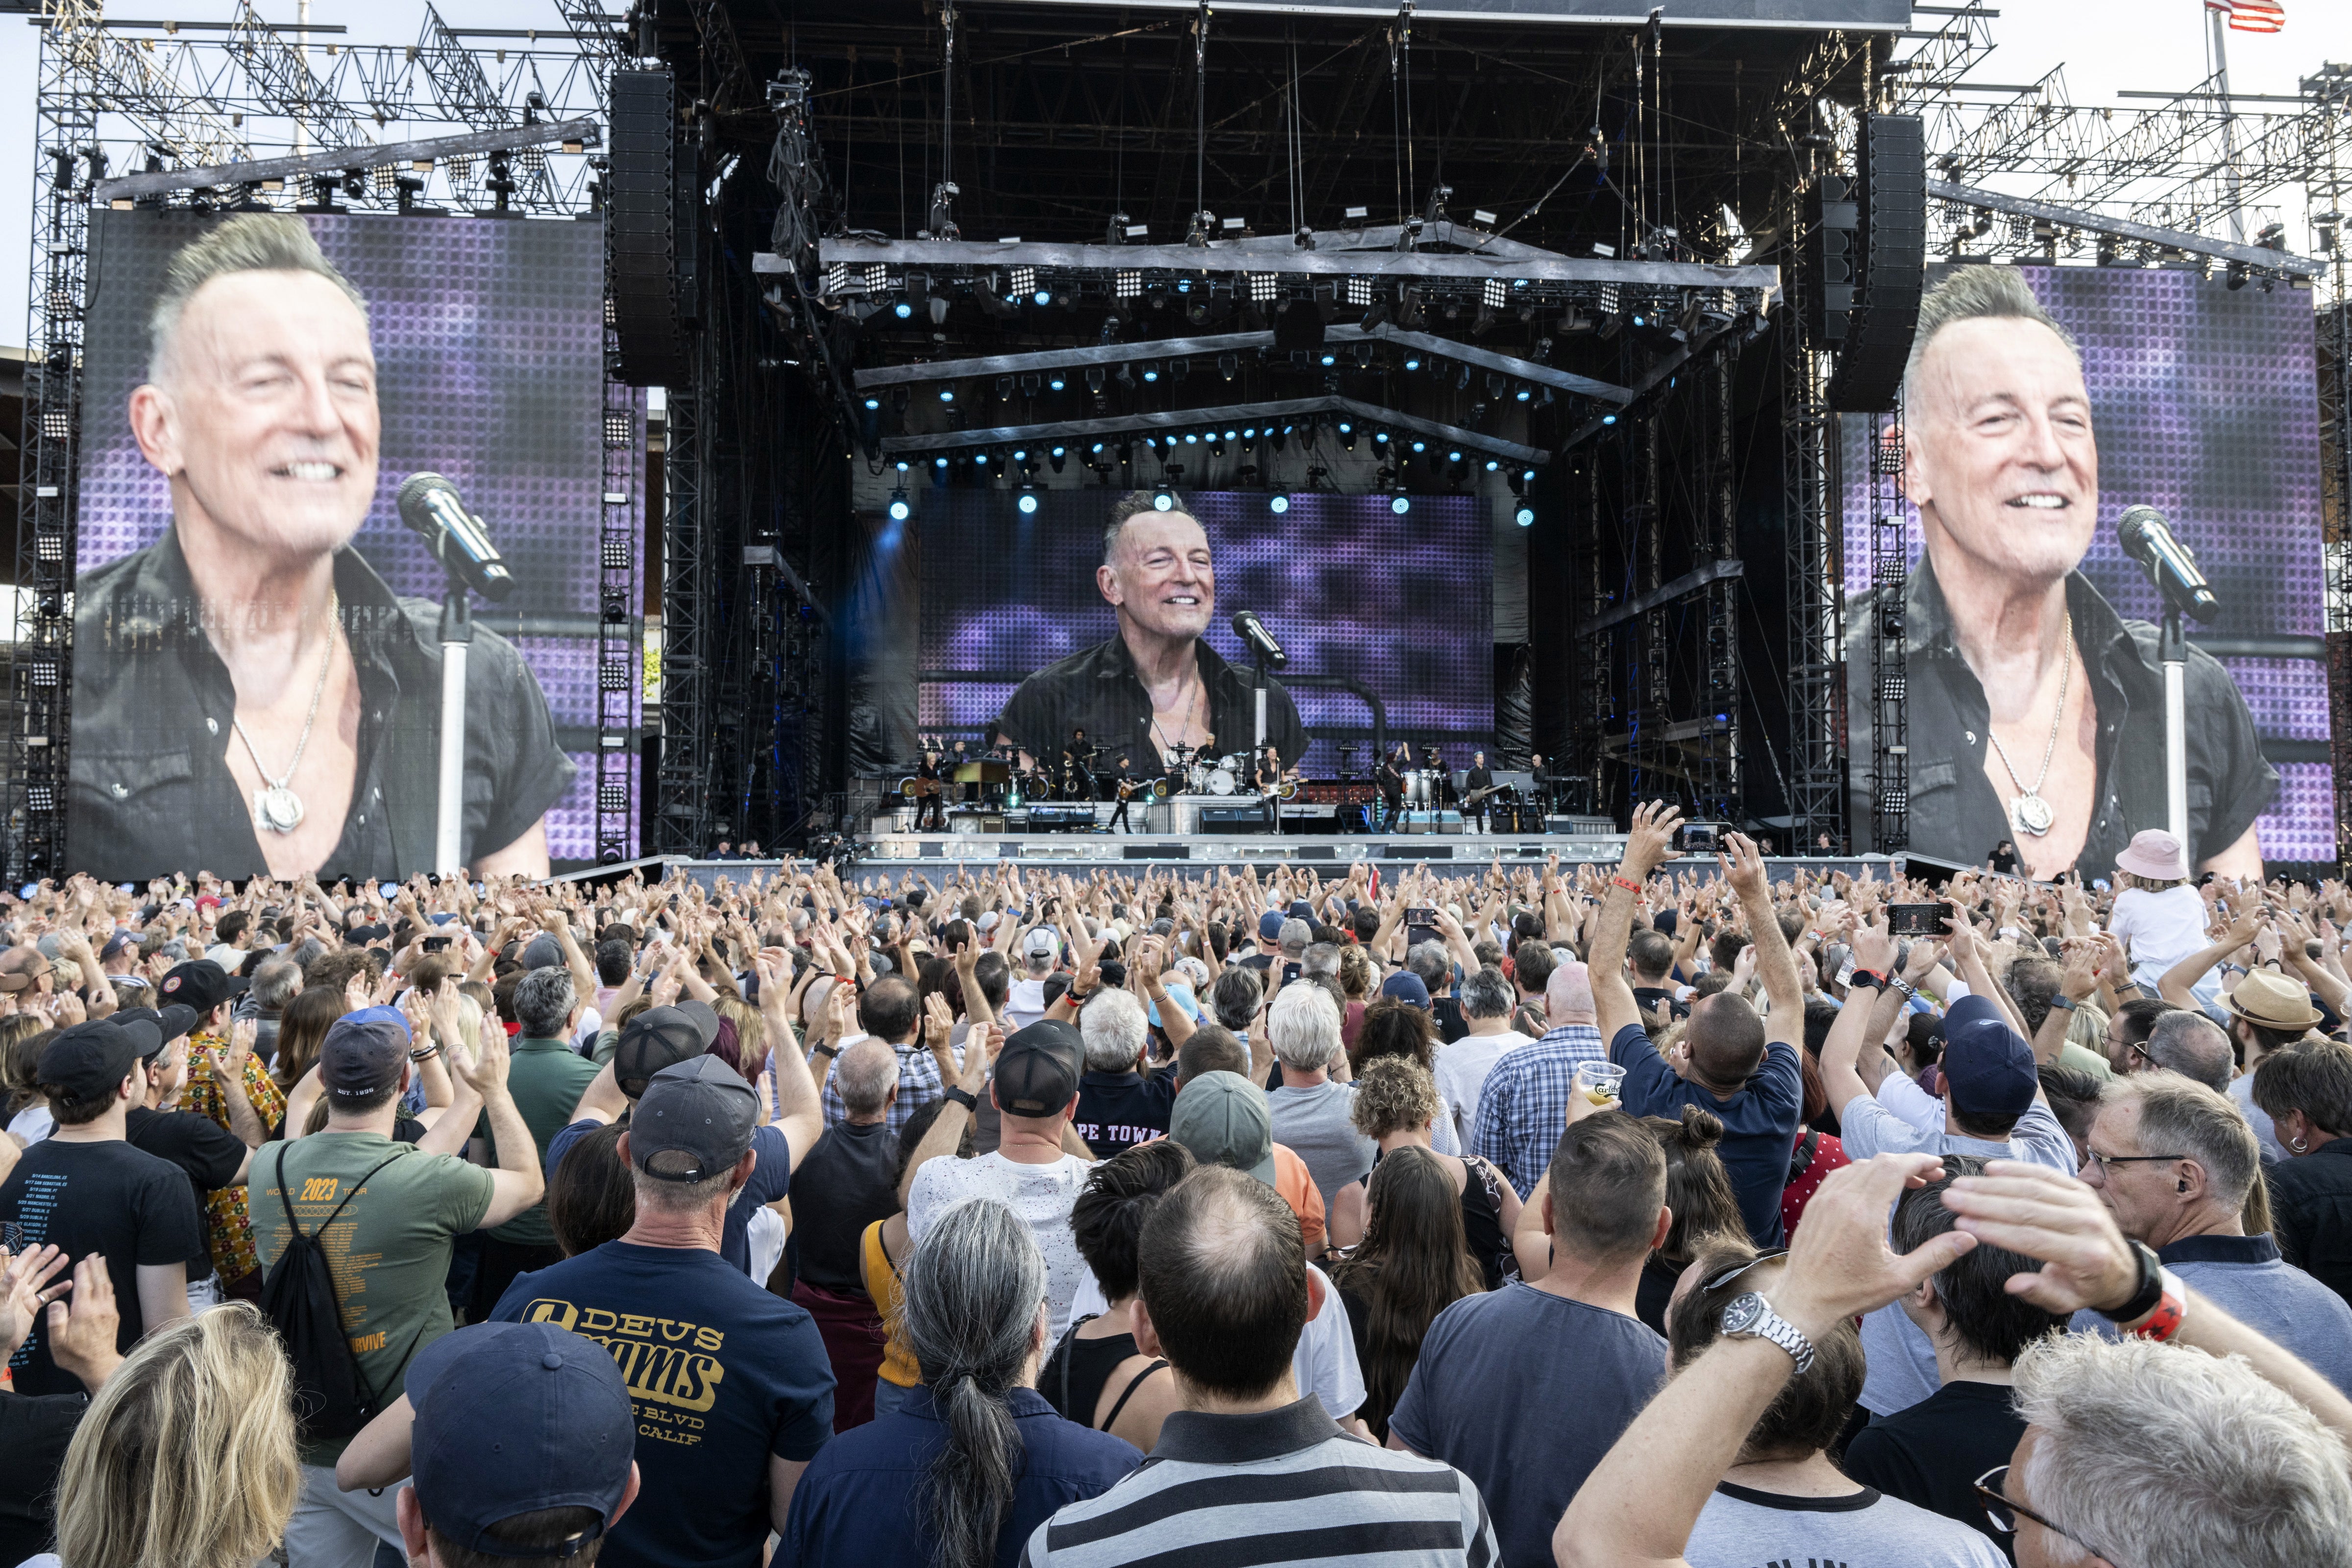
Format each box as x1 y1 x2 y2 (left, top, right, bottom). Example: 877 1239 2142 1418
6 0 645 877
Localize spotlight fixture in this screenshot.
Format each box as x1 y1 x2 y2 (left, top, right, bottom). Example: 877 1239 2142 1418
1141 362 1161 383
1049 445 1067 473
1010 264 1036 296
1088 367 1108 393
1391 494 1412 515
893 299 914 319
887 488 911 521
1514 503 1535 527
1170 358 1190 382
1049 373 1067 391
1211 435 1227 457
1017 486 1040 514
1219 352 1238 380
1269 493 1291 514
1152 486 1175 511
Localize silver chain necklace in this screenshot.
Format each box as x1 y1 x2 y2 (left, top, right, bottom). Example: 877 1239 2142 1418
233 591 339 835
1984 609 2072 838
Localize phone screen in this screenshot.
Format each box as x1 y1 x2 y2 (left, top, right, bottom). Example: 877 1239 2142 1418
1406 907 1438 949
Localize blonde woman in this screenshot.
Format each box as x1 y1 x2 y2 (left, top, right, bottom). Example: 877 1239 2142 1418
34 1302 299 1568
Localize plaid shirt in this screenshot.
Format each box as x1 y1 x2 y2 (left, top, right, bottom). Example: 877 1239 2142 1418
176 1030 287 1283
820 1036 945 1140
1469 1022 1607 1199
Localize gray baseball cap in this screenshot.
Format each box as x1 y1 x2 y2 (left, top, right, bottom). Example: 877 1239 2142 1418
629 1055 758 1182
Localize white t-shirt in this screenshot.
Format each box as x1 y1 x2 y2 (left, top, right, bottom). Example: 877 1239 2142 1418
2108 884 2211 988
1005 977 1052 1032
907 1150 1096 1337
1685 1480 2008 1568
1432 1030 1533 1148
7 1103 53 1146
1065 1258 1367 1422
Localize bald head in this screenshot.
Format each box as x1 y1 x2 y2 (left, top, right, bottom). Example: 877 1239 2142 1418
833 1038 902 1120
1547 959 1595 1024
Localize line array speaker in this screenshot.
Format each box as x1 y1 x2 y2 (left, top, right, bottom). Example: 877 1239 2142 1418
609 68 696 387
1828 113 1926 413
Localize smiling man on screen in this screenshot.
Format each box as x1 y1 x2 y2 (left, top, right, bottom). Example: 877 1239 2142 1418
69 213 570 881
999 490 1304 773
1846 266 2273 882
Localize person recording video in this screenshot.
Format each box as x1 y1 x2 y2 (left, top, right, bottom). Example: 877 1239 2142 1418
999 490 1304 771
69 215 570 881
1849 266 2273 883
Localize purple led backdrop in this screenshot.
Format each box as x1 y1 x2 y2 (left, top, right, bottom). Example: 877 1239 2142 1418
73 210 633 866
1840 264 2329 862
916 489 1494 775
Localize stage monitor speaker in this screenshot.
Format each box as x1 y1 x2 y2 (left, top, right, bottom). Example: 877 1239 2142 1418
1827 114 1926 414
609 68 695 387
1199 805 1271 832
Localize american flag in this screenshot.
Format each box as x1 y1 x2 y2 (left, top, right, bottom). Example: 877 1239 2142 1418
2207 0 2286 33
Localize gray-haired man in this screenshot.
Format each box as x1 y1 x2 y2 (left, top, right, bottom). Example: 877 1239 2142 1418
71 212 570 881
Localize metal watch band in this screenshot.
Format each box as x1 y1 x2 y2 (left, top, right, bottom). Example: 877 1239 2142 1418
1723 1293 1816 1375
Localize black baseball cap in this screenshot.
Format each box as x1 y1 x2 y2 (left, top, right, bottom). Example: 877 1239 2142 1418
319 1007 412 1102
994 1020 1084 1117
630 1055 758 1181
109 1004 200 1057
613 1002 719 1099
406 1322 636 1558
157 958 247 1015
38 1016 162 1101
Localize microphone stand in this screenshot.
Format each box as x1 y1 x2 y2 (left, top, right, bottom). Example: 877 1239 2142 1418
435 570 473 875
1251 651 1280 838
2160 600 2188 848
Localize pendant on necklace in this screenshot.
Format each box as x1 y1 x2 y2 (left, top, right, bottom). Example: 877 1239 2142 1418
2010 792 2055 838
255 785 306 834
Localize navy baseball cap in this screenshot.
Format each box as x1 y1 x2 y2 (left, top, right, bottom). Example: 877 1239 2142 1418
631 1055 759 1181
1940 994 2039 1123
1258 910 1286 942
406 1322 635 1558
995 1019 1084 1117
1380 972 1433 1010
319 1006 412 1102
521 935 565 972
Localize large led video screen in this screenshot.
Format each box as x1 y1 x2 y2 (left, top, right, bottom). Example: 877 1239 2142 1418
68 209 631 879
916 488 1494 778
1842 263 2328 876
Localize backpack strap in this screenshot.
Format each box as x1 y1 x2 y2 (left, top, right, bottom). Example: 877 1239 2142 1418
274 1147 411 1404
1788 1128 1822 1180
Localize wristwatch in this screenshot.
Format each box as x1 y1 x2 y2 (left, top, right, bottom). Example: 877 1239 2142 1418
810 1044 840 1060
942 1086 979 1111
2098 1239 2168 1324
2048 995 2080 1013
1719 1292 1816 1374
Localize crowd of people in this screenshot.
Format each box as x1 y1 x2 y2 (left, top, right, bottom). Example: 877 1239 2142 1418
2 810 2352 1568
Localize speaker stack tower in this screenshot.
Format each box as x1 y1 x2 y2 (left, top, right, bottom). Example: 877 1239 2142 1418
1826 114 1927 414
609 69 700 387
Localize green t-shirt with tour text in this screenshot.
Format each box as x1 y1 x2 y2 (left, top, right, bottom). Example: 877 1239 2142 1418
249 1131 495 1465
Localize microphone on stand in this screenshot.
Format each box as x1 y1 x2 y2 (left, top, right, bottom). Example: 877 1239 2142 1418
398 472 516 602
1231 610 1288 668
2117 505 2219 623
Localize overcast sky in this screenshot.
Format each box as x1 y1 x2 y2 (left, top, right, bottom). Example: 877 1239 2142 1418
0 0 2347 341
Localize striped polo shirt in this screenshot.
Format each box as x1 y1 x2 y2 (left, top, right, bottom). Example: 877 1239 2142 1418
1019 1396 1498 1568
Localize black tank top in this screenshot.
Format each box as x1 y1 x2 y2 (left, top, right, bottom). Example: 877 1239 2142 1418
1040 1318 1165 1432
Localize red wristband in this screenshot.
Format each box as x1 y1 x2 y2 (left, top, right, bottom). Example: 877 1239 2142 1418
1610 876 1643 893
2127 1285 2187 1343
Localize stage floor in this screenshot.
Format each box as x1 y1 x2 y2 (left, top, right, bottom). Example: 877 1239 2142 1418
854 827 1627 869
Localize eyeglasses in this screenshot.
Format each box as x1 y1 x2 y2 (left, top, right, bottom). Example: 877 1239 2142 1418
1975 1467 2119 1564
2082 1147 2187 1172
1700 1247 1788 1294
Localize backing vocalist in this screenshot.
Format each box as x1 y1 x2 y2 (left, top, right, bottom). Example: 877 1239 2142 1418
70 215 571 880
1000 490 1305 772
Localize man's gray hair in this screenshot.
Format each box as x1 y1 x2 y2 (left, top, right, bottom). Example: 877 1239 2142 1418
631 1163 735 1214
148 214 368 384
1268 983 1342 1072
833 1038 902 1118
2012 1331 2352 1568
1460 965 1515 1021
2141 1011 2233 1094
1300 942 1343 980
2111 1069 2260 1209
1405 941 1450 991
512 967 577 1040
1081 988 1150 1073
249 956 302 1011
1277 918 1311 959
1210 966 1263 1031
901 1199 1049 1568
1902 265 2079 413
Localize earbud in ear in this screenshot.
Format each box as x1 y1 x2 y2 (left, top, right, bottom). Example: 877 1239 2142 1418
2177 1178 2189 1193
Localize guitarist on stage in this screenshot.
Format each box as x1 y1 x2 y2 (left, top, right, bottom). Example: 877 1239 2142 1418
1463 750 1495 833
1107 755 1140 833
914 746 947 831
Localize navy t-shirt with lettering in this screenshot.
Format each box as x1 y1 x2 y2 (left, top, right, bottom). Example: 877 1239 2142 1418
1072 1069 1179 1159
492 1241 835 1568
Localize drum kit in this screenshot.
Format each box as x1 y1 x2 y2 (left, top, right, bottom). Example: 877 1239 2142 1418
1163 742 1259 797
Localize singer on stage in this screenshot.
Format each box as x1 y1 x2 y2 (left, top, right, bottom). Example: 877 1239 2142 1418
69 215 571 881
999 489 1305 772
1847 266 2272 882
